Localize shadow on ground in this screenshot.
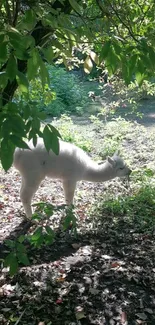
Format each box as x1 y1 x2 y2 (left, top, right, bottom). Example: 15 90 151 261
0 193 155 324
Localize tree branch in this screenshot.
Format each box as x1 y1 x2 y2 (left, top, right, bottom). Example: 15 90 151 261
13 0 20 26
5 0 12 25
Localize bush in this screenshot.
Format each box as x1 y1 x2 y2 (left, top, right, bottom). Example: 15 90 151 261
45 66 88 116
15 66 89 117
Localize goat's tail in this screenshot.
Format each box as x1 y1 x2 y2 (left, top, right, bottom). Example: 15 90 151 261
13 148 23 170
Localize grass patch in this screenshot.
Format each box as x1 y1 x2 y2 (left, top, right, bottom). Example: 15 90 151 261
90 185 155 234
52 114 92 152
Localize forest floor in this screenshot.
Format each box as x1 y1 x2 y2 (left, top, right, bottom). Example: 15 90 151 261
0 95 155 325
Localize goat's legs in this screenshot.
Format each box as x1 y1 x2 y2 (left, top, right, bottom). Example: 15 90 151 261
62 179 77 205
20 176 42 219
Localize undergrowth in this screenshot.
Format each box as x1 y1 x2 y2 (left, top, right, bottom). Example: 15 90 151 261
90 186 155 234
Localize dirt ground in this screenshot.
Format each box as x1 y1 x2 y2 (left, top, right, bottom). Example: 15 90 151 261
0 98 155 325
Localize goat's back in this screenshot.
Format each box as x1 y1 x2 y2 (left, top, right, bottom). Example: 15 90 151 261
13 138 92 180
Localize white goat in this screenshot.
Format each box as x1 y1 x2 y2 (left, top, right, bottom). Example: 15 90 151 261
13 138 131 219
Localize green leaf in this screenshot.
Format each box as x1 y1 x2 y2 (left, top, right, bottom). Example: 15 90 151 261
0 139 15 171
129 54 138 75
7 102 18 113
148 47 155 68
5 240 15 248
17 253 30 265
15 49 31 60
10 114 27 137
39 59 50 87
43 204 54 217
1 113 26 140
25 120 32 133
63 214 73 230
0 33 4 43
48 124 62 138
6 55 18 81
100 41 111 61
0 72 8 88
45 225 55 236
42 47 54 63
28 128 37 145
24 9 36 30
135 72 145 86
68 0 82 13
37 111 47 120
44 234 55 245
18 235 25 243
8 31 23 49
8 31 30 60
27 49 40 80
113 41 122 56
30 226 43 241
0 42 7 62
43 125 59 155
51 39 63 51
16 71 29 93
17 243 26 254
32 118 40 130
10 135 29 149
10 257 18 276
105 48 119 75
4 252 18 276
84 56 93 74
23 35 35 49
22 104 31 120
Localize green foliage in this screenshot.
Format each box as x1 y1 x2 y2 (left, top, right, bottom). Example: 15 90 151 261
3 203 77 275
112 78 155 103
4 236 29 276
15 66 89 117
29 202 77 246
47 66 89 115
0 99 61 171
28 225 55 248
96 186 155 233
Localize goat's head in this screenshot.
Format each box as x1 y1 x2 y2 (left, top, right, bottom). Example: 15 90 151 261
107 152 132 178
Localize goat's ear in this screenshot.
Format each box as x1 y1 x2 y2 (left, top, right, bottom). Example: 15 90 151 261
107 156 116 167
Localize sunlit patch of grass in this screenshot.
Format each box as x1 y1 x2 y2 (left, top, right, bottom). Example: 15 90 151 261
53 114 92 152
91 185 155 234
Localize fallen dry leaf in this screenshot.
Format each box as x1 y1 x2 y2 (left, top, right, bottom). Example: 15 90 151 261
136 313 147 320
120 311 127 324
89 287 100 295
111 261 121 268
71 243 81 249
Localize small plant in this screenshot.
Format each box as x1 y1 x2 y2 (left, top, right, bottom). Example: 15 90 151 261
30 202 77 245
3 203 77 275
93 185 155 233
4 235 29 275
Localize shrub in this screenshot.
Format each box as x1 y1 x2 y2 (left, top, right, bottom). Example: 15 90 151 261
15 66 89 117
45 66 88 116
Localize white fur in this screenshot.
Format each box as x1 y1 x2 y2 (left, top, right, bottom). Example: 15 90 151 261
13 138 131 219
